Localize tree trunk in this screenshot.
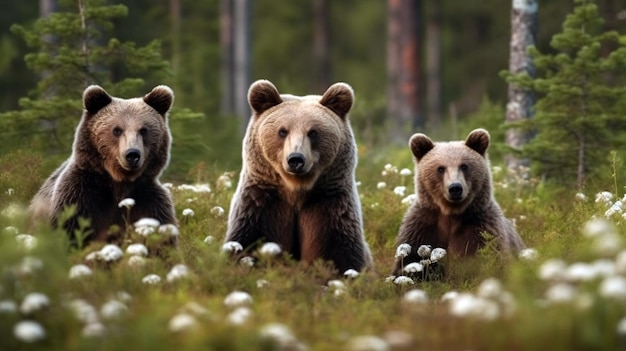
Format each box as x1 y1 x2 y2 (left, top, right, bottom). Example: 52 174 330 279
233 0 251 133
220 0 235 116
387 0 422 144
169 0 181 90
505 0 537 172
425 0 442 131
313 0 330 93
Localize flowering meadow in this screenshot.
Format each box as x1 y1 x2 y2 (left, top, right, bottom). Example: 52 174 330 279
1 153 626 351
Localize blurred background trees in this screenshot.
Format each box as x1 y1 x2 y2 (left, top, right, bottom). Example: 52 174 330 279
1 0 626 188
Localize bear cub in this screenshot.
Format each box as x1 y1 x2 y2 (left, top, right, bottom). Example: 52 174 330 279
224 79 373 273
392 128 525 276
30 85 177 245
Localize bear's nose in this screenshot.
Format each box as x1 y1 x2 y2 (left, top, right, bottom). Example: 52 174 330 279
287 152 306 173
448 183 463 200
125 148 142 168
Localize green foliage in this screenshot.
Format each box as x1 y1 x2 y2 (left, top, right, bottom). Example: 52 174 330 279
0 0 170 155
503 0 626 189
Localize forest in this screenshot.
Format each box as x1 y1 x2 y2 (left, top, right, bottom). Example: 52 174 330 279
2 1 626 350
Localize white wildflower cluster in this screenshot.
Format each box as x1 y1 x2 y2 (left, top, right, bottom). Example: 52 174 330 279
581 218 623 256
259 242 282 257
216 173 233 190
85 244 124 263
133 218 179 240
182 208 195 217
12 256 44 276
221 241 243 254
376 181 387 190
381 163 398 177
167 301 211 332
224 291 253 325
446 278 516 320
210 206 225 217
343 269 360 279
402 288 428 304
117 198 135 209
327 279 348 297
14 320 46 343
166 264 191 282
259 323 308 351
401 193 417 206
65 294 130 337
390 244 447 284
176 183 212 193
393 186 406 197
16 234 38 251
69 264 93 279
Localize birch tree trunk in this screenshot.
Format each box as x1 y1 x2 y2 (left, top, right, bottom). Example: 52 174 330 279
220 0 234 116
313 0 330 93
233 0 251 133
505 0 538 172
425 1 442 130
387 0 422 144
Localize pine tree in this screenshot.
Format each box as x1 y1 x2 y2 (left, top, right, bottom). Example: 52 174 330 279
504 0 626 189
0 0 169 154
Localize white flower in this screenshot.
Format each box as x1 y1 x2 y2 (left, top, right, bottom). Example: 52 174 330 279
605 201 624 217
592 232 624 256
477 278 503 299
599 276 626 301
545 283 576 303
402 289 428 304
177 183 211 193
399 168 412 176
393 186 407 197
384 275 396 283
376 182 387 190
217 174 233 189
142 274 161 285
595 191 614 205
583 218 615 238
182 208 195 217
575 192 587 202
519 248 538 261
20 292 50 314
99 244 123 262
210 206 225 217
100 300 127 319
222 241 243 254
0 300 17 314
239 256 255 267
343 269 359 279
327 279 346 291
393 276 414 285
384 163 398 173
82 322 106 338
592 259 616 278
126 243 149 257
3 226 19 235
417 245 432 258
134 217 160 228
203 235 215 244
224 291 253 308
448 293 500 321
403 262 424 274
440 291 459 303
69 264 93 279
259 323 300 349
256 279 270 288
259 242 282 257
168 313 198 332
16 234 37 250
538 259 567 281
166 264 190 282
117 198 135 208
128 255 146 268
564 262 598 282
430 248 447 262
401 194 417 206
395 243 412 258
158 224 180 236
347 335 389 351
14 320 46 342
67 299 99 323
227 306 253 325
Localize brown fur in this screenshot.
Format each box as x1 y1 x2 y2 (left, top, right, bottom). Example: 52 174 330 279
29 85 177 245
225 80 373 273
391 129 525 276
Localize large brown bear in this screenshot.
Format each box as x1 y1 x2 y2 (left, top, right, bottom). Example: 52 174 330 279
224 79 373 273
29 85 177 245
391 129 525 276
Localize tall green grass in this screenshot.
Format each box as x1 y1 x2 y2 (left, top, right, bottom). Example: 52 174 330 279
0 148 625 351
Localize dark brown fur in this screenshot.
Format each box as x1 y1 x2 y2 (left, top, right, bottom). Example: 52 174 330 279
225 80 373 273
29 85 177 245
391 129 525 276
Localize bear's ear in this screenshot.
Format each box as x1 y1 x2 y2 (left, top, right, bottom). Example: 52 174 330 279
409 133 435 161
144 85 174 116
465 128 490 157
319 82 354 120
83 85 113 114
248 80 283 115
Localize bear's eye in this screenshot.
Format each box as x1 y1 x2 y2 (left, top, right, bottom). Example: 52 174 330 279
278 129 288 138
307 130 318 139
113 127 123 137
139 127 148 137
460 164 469 172
437 166 445 174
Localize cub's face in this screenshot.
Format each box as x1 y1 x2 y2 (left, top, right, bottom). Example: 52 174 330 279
246 80 354 191
258 103 343 190
81 85 174 182
410 129 491 215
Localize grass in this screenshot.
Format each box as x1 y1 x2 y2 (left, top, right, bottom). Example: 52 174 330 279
1 147 626 351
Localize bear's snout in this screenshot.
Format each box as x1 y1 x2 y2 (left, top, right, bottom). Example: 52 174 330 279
448 182 464 201
125 148 142 168
287 152 306 173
